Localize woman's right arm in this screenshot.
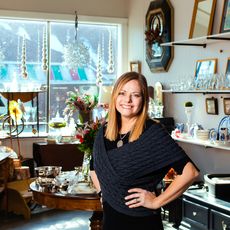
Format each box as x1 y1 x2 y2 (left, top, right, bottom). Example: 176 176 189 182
90 170 101 192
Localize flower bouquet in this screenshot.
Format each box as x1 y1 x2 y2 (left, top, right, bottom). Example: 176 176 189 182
75 117 105 156
63 89 98 117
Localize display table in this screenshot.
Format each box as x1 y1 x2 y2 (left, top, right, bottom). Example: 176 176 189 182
33 142 84 171
30 181 103 230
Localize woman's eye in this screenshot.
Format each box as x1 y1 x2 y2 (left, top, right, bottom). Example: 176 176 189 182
118 92 125 96
132 93 141 98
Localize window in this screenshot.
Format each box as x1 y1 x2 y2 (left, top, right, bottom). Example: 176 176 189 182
0 12 125 136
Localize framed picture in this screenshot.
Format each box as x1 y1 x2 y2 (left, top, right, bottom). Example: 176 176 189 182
225 57 230 76
220 0 230 33
145 0 174 72
189 0 217 38
206 97 218 115
130 61 141 73
195 58 217 79
223 98 230 115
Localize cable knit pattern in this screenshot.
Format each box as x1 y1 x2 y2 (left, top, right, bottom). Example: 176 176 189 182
93 122 188 216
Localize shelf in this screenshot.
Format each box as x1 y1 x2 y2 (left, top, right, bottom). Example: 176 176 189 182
161 32 230 48
172 135 230 151
162 90 230 94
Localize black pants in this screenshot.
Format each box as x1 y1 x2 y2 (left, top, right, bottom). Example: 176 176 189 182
102 202 164 230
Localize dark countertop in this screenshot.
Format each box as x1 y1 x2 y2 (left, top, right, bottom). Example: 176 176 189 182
184 188 230 212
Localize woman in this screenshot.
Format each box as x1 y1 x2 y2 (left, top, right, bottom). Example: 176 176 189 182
90 72 199 230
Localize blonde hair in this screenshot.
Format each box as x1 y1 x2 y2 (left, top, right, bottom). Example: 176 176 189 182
105 72 149 142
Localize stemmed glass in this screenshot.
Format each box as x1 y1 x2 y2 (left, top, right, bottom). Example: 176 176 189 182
24 106 31 124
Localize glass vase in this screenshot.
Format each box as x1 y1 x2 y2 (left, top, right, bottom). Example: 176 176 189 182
81 151 91 183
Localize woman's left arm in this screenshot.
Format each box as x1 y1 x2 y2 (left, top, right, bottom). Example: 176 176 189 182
125 162 199 209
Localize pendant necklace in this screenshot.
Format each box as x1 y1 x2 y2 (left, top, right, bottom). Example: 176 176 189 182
117 132 129 148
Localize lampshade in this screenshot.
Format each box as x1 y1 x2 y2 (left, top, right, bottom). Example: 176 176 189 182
98 85 113 105
0 96 5 107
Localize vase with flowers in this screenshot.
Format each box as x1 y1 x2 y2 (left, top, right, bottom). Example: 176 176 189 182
75 118 105 182
63 88 98 123
63 88 100 182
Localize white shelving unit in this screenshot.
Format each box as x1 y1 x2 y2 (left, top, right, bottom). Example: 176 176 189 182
162 90 230 94
161 32 230 48
172 135 230 151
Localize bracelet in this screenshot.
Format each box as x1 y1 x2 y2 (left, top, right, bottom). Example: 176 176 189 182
97 191 102 198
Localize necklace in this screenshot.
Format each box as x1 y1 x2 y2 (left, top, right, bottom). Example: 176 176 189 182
117 132 129 148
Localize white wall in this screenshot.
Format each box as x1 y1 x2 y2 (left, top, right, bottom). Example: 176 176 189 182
128 0 230 178
0 0 129 18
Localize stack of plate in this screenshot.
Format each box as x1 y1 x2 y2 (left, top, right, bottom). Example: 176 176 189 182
196 129 210 141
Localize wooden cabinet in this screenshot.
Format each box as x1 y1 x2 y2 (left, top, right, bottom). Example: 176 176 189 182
33 142 84 171
179 189 230 230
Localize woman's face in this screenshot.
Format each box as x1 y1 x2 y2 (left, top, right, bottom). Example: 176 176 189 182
115 79 143 119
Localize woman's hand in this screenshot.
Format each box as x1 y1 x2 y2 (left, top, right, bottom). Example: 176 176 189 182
124 188 159 209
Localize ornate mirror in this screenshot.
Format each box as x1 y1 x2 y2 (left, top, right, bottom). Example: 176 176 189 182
145 0 174 72
189 0 217 38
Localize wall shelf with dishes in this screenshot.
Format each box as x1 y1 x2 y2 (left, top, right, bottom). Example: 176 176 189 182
162 90 230 94
171 134 230 151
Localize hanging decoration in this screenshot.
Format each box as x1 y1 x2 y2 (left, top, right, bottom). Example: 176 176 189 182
0 45 5 69
63 11 90 70
107 30 114 73
37 30 41 65
21 35 28 79
42 27 48 71
96 43 103 86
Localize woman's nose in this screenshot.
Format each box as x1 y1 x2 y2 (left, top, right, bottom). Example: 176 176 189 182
124 94 132 102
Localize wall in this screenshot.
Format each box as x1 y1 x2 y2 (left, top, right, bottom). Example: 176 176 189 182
0 0 129 18
128 0 230 178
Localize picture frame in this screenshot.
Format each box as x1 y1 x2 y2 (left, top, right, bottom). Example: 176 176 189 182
205 97 218 115
223 98 230 115
130 61 141 73
195 58 217 79
225 57 230 76
220 0 230 33
189 0 217 39
145 0 174 72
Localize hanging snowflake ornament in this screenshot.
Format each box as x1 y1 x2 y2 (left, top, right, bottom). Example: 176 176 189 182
63 11 90 70
63 40 90 70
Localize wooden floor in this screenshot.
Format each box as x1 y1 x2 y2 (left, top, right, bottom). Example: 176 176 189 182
0 206 177 230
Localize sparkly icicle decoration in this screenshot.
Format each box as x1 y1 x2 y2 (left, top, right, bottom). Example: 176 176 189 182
96 43 103 86
37 30 40 64
42 27 48 71
107 31 114 73
21 35 28 79
0 45 5 69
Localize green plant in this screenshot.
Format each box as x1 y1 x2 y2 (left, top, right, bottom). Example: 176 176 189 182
184 101 193 107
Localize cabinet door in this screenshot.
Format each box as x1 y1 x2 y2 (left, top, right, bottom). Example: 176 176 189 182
210 210 230 230
183 199 209 230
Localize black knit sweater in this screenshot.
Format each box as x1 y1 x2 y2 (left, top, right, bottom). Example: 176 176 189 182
93 121 190 217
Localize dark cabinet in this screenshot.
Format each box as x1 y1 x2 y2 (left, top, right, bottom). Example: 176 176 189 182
179 189 230 230
33 142 84 171
210 210 230 230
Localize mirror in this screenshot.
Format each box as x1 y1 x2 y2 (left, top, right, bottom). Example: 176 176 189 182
189 0 217 38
